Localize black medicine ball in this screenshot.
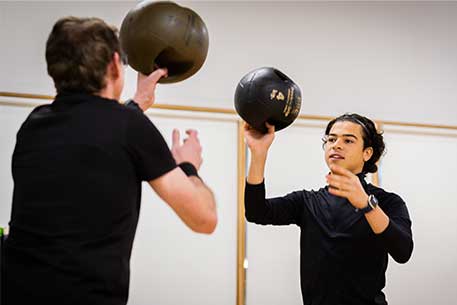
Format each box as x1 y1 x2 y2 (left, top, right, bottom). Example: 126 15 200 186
119 0 209 83
234 67 302 133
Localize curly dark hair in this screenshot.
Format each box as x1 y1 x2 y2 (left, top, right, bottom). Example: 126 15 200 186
324 113 385 174
46 16 122 94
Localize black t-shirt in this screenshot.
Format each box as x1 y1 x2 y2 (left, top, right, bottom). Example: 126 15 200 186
4 93 177 305
245 174 413 305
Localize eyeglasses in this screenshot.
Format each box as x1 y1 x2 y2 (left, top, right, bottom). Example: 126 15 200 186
321 135 358 149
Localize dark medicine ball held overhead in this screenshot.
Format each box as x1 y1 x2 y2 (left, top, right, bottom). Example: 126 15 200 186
235 67 302 133
120 0 209 83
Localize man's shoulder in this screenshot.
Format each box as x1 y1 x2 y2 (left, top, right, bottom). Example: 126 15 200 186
18 104 53 132
28 103 53 116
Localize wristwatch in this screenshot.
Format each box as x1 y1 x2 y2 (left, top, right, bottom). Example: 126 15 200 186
358 194 379 213
124 99 142 112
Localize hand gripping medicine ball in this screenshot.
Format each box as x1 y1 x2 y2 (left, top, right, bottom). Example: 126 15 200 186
234 67 302 133
119 0 209 83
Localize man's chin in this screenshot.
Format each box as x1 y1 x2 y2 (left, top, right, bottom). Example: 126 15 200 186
328 159 344 165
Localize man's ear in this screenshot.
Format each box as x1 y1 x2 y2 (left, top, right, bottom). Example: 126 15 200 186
108 52 122 79
363 147 374 162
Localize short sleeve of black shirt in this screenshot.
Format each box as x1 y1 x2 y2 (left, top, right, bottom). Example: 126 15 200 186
125 110 177 181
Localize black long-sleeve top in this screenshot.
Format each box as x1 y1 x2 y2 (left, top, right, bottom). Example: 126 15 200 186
245 174 413 305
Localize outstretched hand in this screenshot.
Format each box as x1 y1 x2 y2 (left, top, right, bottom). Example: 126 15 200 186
133 68 168 111
326 165 369 209
171 129 203 170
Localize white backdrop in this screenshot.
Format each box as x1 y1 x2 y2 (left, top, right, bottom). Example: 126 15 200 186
129 110 239 305
1 1 457 126
246 121 327 305
0 104 31 223
381 126 457 305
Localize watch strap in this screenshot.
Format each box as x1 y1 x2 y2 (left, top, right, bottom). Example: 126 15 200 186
357 194 377 213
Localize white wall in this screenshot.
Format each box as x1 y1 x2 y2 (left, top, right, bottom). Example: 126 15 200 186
380 125 457 305
1 1 457 126
246 121 327 305
129 110 239 305
0 105 31 223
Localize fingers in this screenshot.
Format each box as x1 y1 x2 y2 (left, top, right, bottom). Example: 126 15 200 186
244 122 275 132
173 129 200 146
265 122 275 134
326 170 363 202
243 123 257 136
243 122 265 137
185 129 200 144
326 173 348 196
148 68 168 84
328 186 346 198
185 129 198 138
326 174 341 190
329 164 352 177
172 129 180 148
326 171 354 191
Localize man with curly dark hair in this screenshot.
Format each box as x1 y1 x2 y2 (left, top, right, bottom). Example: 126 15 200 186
244 113 413 305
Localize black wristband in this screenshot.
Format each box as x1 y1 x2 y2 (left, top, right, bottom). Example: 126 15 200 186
178 162 200 179
124 99 142 112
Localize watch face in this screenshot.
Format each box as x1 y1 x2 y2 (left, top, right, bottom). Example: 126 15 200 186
369 195 378 208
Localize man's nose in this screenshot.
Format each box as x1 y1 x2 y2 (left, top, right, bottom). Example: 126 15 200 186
332 138 343 150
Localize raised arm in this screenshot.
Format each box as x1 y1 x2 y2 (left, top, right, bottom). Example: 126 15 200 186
149 167 217 234
327 164 413 263
244 123 275 184
244 123 303 226
130 67 217 234
151 128 216 233
244 122 275 224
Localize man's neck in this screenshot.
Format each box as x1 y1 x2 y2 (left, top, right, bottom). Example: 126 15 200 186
95 84 118 101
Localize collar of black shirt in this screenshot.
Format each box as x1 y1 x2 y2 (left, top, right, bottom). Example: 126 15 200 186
53 91 118 107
